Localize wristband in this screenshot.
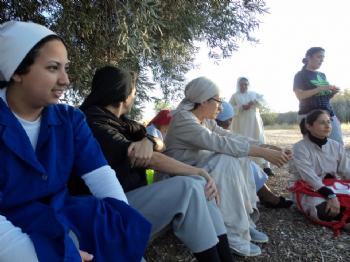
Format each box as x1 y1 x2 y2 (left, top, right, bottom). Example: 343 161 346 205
146 135 157 149
317 186 335 199
327 193 337 200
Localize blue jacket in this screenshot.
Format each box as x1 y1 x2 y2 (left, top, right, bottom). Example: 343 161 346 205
0 100 151 261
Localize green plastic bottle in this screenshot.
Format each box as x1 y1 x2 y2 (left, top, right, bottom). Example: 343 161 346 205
145 169 155 185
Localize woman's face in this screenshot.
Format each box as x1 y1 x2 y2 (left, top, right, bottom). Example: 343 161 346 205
201 95 222 119
12 39 70 108
239 80 249 93
307 51 325 70
307 113 332 139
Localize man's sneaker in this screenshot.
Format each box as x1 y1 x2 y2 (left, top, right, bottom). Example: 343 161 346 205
249 227 269 243
263 167 275 176
231 242 262 257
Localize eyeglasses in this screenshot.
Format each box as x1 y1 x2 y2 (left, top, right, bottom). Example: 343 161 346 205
210 97 223 105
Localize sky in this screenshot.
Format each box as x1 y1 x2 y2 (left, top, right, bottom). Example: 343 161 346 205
143 0 350 120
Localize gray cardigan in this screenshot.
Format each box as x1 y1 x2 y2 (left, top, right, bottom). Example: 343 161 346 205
165 110 256 168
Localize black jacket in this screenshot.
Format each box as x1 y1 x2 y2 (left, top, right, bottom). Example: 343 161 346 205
71 106 147 193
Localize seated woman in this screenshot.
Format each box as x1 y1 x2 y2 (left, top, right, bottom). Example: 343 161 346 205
75 66 235 262
216 102 293 209
289 109 350 229
164 77 292 257
146 109 172 150
0 21 150 261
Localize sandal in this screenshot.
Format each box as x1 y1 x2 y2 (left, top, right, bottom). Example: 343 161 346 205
263 196 293 209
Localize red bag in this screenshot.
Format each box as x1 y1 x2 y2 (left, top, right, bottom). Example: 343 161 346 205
289 179 350 236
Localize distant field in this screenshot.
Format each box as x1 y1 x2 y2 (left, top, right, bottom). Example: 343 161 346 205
265 124 350 147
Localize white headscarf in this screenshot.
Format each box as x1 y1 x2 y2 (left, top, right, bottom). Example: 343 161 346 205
236 76 249 92
173 77 220 114
0 21 56 81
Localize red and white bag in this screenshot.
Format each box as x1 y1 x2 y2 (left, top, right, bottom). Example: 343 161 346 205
289 179 350 236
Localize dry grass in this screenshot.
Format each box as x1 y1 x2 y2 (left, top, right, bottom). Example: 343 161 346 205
145 127 350 262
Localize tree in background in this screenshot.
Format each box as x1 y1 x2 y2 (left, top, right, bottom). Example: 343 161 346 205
260 89 350 126
331 89 350 123
153 99 173 113
259 103 276 125
0 0 266 116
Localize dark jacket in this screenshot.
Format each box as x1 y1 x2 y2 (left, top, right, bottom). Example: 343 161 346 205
82 106 148 192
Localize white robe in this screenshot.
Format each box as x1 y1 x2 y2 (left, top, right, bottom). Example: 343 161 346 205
164 110 259 250
289 137 350 221
229 90 267 167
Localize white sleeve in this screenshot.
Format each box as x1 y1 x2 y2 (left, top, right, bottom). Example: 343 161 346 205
81 165 128 203
0 215 39 262
337 143 350 179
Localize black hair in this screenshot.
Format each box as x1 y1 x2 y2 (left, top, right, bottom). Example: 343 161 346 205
0 34 64 89
301 47 325 70
192 102 201 110
80 66 137 111
215 118 232 130
299 109 329 135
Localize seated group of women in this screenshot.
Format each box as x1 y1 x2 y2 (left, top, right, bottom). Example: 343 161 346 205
1 20 349 262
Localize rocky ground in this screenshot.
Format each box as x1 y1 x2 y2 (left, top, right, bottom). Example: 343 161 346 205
145 127 350 262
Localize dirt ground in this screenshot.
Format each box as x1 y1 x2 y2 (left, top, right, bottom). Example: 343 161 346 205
145 127 350 262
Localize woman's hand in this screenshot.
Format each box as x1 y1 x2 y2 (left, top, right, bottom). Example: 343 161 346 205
326 197 340 217
260 148 291 167
197 169 220 205
283 148 293 159
128 138 154 167
80 250 93 261
318 85 340 93
242 104 251 110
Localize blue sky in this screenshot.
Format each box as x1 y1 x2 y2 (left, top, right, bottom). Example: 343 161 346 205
143 0 350 119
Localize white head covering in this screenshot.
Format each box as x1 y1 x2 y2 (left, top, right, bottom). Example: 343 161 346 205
236 76 249 92
0 21 56 81
174 77 220 114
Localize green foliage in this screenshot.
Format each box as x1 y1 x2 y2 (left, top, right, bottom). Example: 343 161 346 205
1 0 267 116
261 110 298 126
331 89 350 123
261 111 277 125
262 89 350 126
153 99 172 113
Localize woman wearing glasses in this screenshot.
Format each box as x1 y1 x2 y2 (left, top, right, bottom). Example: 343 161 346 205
165 77 292 257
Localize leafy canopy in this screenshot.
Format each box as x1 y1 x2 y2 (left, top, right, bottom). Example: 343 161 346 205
1 0 266 115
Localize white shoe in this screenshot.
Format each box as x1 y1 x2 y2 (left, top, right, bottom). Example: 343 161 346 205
231 242 262 257
249 227 269 243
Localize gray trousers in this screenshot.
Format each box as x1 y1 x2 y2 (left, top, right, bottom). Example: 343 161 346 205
127 175 226 253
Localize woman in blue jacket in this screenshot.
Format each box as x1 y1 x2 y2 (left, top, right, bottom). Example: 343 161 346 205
0 21 150 261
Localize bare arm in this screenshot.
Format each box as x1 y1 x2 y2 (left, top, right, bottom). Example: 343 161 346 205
294 86 339 100
249 145 292 167
149 152 219 203
152 137 166 152
150 152 204 177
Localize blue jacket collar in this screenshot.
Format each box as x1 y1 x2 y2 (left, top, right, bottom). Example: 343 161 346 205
0 99 63 173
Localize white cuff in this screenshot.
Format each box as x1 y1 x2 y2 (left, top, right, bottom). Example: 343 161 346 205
82 165 128 203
